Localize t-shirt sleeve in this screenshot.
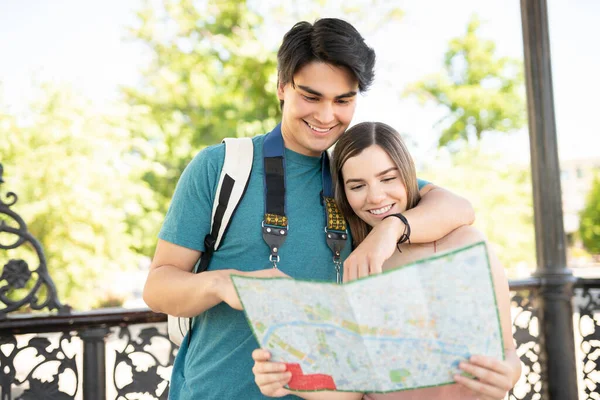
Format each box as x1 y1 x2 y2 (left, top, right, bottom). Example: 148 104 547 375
158 145 224 252
417 178 430 191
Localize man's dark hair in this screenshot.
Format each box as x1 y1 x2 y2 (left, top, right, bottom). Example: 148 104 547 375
277 18 376 108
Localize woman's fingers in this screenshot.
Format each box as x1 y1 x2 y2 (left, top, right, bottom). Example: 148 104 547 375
455 355 515 399
252 348 271 362
252 360 287 375
469 355 513 377
454 373 506 399
254 369 292 385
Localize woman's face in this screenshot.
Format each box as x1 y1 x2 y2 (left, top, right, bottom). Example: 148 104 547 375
341 144 408 228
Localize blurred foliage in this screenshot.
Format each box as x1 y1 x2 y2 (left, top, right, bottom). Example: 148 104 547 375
123 0 281 228
406 14 534 275
0 85 154 309
421 147 536 276
262 0 404 33
405 15 526 148
580 176 600 254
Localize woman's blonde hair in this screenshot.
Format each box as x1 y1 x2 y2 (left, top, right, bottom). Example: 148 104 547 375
332 122 421 247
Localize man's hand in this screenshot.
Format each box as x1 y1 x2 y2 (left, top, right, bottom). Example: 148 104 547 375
343 216 404 282
217 268 290 309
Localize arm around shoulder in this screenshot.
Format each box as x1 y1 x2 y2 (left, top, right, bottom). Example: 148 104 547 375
403 184 475 244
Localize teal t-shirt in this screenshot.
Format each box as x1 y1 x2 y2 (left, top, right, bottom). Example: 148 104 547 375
159 133 430 399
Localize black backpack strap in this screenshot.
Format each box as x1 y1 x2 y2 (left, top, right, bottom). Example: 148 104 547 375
321 151 348 283
262 125 288 268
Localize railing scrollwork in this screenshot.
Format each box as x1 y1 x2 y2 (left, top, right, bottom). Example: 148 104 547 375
0 163 71 318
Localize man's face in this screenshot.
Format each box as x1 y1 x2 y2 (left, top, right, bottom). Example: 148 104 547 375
278 62 359 157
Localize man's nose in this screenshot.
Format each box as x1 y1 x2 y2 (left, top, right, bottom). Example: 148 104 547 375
314 102 335 125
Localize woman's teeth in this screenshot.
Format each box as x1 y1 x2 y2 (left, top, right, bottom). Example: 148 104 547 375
369 205 392 215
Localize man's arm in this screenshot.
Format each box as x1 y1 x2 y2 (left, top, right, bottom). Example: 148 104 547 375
143 240 286 317
143 240 224 317
405 183 475 243
343 184 475 281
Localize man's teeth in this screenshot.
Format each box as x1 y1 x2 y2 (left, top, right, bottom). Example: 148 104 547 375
307 123 331 133
369 205 392 215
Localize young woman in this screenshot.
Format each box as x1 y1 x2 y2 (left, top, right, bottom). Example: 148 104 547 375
251 122 521 400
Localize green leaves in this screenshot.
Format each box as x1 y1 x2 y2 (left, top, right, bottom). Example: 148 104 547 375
580 176 600 254
124 0 280 214
421 146 536 275
406 15 526 148
0 85 154 310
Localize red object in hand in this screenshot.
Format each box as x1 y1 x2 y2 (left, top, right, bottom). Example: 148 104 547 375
285 363 337 391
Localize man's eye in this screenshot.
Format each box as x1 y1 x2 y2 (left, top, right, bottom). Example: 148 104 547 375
303 95 319 102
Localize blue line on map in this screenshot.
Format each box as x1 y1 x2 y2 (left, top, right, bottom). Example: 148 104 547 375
261 321 470 358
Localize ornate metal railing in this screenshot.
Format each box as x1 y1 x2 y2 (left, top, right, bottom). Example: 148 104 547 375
3 282 599 399
1 162 599 399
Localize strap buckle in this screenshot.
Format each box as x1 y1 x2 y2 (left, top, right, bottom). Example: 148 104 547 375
262 221 288 268
325 228 347 284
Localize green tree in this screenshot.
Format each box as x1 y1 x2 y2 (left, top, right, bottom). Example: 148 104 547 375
580 176 600 254
421 147 536 276
406 15 526 147
124 0 280 221
0 85 154 310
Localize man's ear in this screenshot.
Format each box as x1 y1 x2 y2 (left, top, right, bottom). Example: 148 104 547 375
277 82 285 100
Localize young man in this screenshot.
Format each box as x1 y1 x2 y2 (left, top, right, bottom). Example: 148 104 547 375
143 18 474 399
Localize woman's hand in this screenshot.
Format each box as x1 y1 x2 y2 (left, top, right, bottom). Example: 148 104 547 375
343 216 404 282
454 354 519 399
252 349 292 397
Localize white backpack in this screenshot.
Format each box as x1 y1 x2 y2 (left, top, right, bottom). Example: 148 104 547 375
167 137 254 346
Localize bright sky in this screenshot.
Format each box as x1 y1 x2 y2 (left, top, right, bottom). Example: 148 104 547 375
0 0 598 163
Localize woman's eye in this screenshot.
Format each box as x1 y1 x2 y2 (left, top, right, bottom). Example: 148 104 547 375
382 177 396 182
349 184 364 191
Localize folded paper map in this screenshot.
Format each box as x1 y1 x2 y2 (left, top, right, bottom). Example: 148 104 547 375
231 241 504 393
